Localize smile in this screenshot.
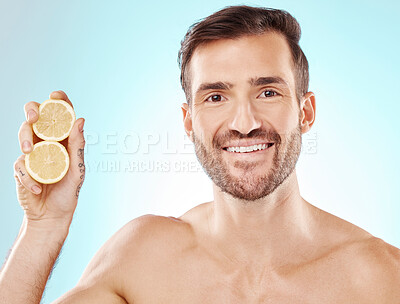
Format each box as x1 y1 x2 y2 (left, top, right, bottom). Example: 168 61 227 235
223 143 274 153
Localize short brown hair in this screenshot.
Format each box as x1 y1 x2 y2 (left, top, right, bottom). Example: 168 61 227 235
178 5 309 105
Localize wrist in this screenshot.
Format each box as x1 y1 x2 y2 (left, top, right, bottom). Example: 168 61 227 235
24 216 71 242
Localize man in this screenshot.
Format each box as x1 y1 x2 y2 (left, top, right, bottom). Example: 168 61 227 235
1 5 399 303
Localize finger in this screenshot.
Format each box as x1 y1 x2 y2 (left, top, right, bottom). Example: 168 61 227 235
24 101 40 124
18 121 34 153
49 90 73 108
14 174 23 188
14 155 42 195
66 118 86 182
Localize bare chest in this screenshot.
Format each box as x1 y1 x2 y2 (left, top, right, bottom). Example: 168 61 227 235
122 253 370 304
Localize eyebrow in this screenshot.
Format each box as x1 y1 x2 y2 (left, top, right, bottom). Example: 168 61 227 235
195 76 289 97
249 76 289 87
195 81 233 96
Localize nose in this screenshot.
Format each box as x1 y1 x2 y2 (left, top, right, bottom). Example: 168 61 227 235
227 101 262 135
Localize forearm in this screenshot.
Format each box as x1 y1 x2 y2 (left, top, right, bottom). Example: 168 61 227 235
0 217 70 304
16 216 27 240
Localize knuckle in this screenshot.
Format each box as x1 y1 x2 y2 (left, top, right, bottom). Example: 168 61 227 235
17 154 25 161
14 174 22 187
13 160 19 172
19 121 30 134
24 102 39 119
14 156 26 174
24 102 34 113
25 101 39 109
18 126 23 139
14 159 23 173
18 123 31 149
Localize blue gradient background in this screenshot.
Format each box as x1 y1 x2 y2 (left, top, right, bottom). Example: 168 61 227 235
1 0 399 302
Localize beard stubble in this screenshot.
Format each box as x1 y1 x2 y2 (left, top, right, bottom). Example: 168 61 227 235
192 123 302 201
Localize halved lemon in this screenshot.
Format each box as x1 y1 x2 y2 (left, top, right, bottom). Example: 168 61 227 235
33 99 76 141
25 141 70 184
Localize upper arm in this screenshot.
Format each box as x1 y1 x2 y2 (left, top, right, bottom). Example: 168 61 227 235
51 214 161 304
52 285 127 304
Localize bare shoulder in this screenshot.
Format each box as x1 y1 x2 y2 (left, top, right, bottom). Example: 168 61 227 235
341 236 400 302
310 206 400 301
124 213 193 245
355 236 400 280
114 214 197 301
101 213 194 262
54 214 193 303
318 207 400 271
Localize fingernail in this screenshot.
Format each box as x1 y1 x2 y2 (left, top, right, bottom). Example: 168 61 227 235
27 110 36 121
23 141 31 152
79 119 85 132
32 185 41 194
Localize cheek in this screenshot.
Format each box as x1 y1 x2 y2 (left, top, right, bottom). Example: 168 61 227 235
259 103 300 134
195 106 226 122
192 115 217 145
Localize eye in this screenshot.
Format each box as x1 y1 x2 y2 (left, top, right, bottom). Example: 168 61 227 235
259 90 278 98
205 94 226 102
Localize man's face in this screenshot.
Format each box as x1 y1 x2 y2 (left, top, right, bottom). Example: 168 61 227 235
184 32 305 201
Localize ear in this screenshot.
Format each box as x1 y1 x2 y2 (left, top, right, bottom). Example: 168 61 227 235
181 102 193 142
300 92 316 134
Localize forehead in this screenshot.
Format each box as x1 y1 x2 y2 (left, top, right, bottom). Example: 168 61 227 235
189 32 295 95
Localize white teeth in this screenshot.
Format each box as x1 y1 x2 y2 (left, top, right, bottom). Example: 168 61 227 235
226 143 271 153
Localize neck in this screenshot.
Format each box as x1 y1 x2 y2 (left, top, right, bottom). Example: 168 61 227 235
208 170 316 267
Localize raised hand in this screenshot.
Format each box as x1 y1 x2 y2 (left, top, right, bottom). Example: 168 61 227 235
14 90 86 228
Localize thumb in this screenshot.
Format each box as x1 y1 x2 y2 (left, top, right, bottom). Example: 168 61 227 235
66 118 86 183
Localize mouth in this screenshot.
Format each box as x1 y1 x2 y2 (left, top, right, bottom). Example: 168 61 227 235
222 143 274 153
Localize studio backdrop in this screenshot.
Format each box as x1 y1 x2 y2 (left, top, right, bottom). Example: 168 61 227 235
0 0 399 302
